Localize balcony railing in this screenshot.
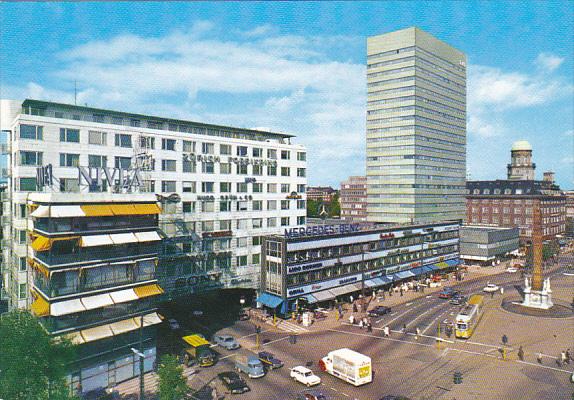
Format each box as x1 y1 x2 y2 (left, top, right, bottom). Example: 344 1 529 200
34 244 160 267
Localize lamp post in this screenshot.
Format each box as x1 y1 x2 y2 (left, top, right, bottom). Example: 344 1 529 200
131 314 145 400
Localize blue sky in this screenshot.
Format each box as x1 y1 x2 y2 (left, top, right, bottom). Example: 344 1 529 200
1 1 572 188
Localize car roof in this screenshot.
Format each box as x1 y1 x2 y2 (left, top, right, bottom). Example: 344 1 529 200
219 371 240 378
293 366 312 373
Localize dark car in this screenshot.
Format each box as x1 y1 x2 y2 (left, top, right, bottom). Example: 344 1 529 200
449 294 467 305
217 371 250 394
258 351 284 369
379 396 411 400
438 287 456 299
296 389 329 400
368 305 392 317
238 310 250 321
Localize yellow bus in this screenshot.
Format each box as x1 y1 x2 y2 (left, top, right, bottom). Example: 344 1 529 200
454 294 484 339
182 334 217 367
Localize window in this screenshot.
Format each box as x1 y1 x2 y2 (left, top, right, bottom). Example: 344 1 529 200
19 257 27 271
220 220 231 230
237 219 249 229
202 182 214 193
93 114 105 123
19 151 42 166
267 200 277 210
202 221 214 231
183 181 196 193
297 152 306 161
237 256 248 267
237 202 248 211
130 119 140 127
281 183 290 193
297 184 306 193
253 148 263 158
60 128 80 143
202 162 215 173
297 200 306 209
115 133 132 148
281 217 290 226
267 184 277 193
220 201 231 212
237 182 248 193
281 167 290 176
162 159 176 171
18 178 38 191
19 283 27 300
237 146 248 156
183 140 195 152
183 201 195 213
112 116 123 125
182 157 196 173
297 216 306 225
281 200 290 210
88 154 107 168
162 138 176 151
20 124 43 140
89 131 107 145
252 218 263 228
54 112 64 118
267 149 277 159
72 114 81 120
267 217 277 227
114 156 131 169
253 183 263 193
202 142 214 154
140 136 155 149
238 164 248 175
220 163 231 174
252 254 261 264
162 180 176 192
281 150 290 160
220 144 231 155
60 153 80 167
267 165 277 176
220 182 231 192
60 178 79 193
253 200 263 211
203 201 215 212
253 165 263 175
297 168 306 177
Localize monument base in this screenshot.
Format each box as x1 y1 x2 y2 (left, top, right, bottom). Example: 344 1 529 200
521 277 553 310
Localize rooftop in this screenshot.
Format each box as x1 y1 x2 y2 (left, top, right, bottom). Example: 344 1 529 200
511 140 532 152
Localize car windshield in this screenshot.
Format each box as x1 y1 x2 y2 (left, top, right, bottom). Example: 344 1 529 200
223 337 233 342
304 372 312 377
457 323 467 330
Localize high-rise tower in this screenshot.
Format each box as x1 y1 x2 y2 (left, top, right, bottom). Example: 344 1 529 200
366 27 466 224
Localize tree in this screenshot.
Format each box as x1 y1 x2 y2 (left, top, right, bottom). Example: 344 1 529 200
157 354 189 400
328 192 341 217
0 310 78 400
306 199 320 217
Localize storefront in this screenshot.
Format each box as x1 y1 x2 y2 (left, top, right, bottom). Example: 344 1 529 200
261 221 461 316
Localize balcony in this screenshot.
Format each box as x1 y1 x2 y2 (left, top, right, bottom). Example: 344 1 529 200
34 243 160 267
33 216 158 236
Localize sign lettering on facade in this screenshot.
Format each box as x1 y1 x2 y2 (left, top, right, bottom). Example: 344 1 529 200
284 224 361 239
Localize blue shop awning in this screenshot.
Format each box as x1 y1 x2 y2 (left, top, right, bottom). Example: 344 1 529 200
256 292 283 309
446 258 460 267
427 264 440 271
422 265 435 273
381 276 393 284
364 278 384 288
300 294 318 304
410 267 425 276
395 270 415 280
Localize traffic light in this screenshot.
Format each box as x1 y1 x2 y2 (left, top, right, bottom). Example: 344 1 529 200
453 372 462 384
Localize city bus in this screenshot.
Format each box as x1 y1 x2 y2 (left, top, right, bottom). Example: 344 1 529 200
454 294 484 339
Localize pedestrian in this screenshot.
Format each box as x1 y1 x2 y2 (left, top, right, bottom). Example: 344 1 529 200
421 285 425 293
353 303 358 313
416 327 421 336
518 346 524 361
338 303 343 315
349 315 355 325
400 288 404 297
384 326 390 337
389 288 393 297
566 348 571 364
381 291 385 301
402 323 407 333
350 295 354 304
502 334 508 346
537 352 543 364
500 287 504 295
367 321 373 333
561 351 567 364
359 319 364 329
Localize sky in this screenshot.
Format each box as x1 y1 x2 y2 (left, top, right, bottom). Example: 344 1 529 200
1 1 573 188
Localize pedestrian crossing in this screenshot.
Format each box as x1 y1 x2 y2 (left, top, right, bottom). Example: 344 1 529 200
276 319 309 333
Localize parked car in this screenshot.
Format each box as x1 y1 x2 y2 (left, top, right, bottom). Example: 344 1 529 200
506 267 518 273
296 389 329 400
235 355 265 378
217 371 250 394
449 294 467 305
290 366 321 387
238 310 250 321
368 305 392 317
167 318 180 330
258 351 284 369
438 287 455 299
214 334 241 350
483 283 500 293
313 310 327 320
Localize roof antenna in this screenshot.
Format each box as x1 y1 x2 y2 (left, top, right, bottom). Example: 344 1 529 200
74 80 77 105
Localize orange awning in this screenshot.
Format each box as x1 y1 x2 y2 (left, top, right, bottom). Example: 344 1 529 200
31 293 50 317
133 203 161 215
80 204 114 217
134 284 164 299
31 236 52 252
109 204 139 215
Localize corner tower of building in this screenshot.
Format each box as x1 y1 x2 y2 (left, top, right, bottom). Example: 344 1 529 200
507 140 535 180
366 27 467 224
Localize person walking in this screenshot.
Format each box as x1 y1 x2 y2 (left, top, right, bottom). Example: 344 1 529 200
367 321 373 333
490 290 494 299
518 346 524 361
561 351 567 365
502 334 508 346
383 326 390 337
349 315 355 325
537 352 543 364
400 287 404 297
402 323 407 333
359 319 364 329
353 303 358 313
566 348 571 364
500 286 504 295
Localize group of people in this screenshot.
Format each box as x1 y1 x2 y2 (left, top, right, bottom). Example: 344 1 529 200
348 314 373 332
558 348 572 366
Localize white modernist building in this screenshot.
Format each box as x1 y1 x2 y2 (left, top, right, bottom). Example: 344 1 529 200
1 99 307 309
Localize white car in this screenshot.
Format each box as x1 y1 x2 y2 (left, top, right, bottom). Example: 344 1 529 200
290 366 321 387
483 283 500 292
506 267 518 273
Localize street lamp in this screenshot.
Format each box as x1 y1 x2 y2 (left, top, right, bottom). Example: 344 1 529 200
131 314 146 400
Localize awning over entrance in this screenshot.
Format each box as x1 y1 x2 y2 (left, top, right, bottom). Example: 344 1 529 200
312 289 336 302
80 234 114 247
445 258 460 267
380 276 393 284
364 278 385 288
395 270 416 280
256 292 283 308
330 283 361 297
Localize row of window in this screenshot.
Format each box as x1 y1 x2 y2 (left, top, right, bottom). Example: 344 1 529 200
367 164 464 173
367 115 465 134
369 84 465 108
367 124 465 142
368 143 465 158
19 125 306 161
366 174 463 182
367 46 465 75
183 199 306 213
367 104 466 123
366 134 465 148
368 95 465 117
367 154 465 165
367 65 465 91
368 183 466 189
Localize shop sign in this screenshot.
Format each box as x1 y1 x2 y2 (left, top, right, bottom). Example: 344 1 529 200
286 273 363 298
284 224 361 239
202 230 232 238
379 233 395 239
183 153 221 163
286 191 302 200
287 262 323 274
228 157 277 166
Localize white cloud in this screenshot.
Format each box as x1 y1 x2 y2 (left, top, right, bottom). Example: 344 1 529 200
535 52 565 72
565 129 574 137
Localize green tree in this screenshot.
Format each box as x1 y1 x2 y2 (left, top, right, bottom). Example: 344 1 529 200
0 310 78 400
306 199 320 217
157 354 189 400
328 192 341 217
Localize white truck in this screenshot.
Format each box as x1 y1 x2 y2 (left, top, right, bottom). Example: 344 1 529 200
319 348 372 386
